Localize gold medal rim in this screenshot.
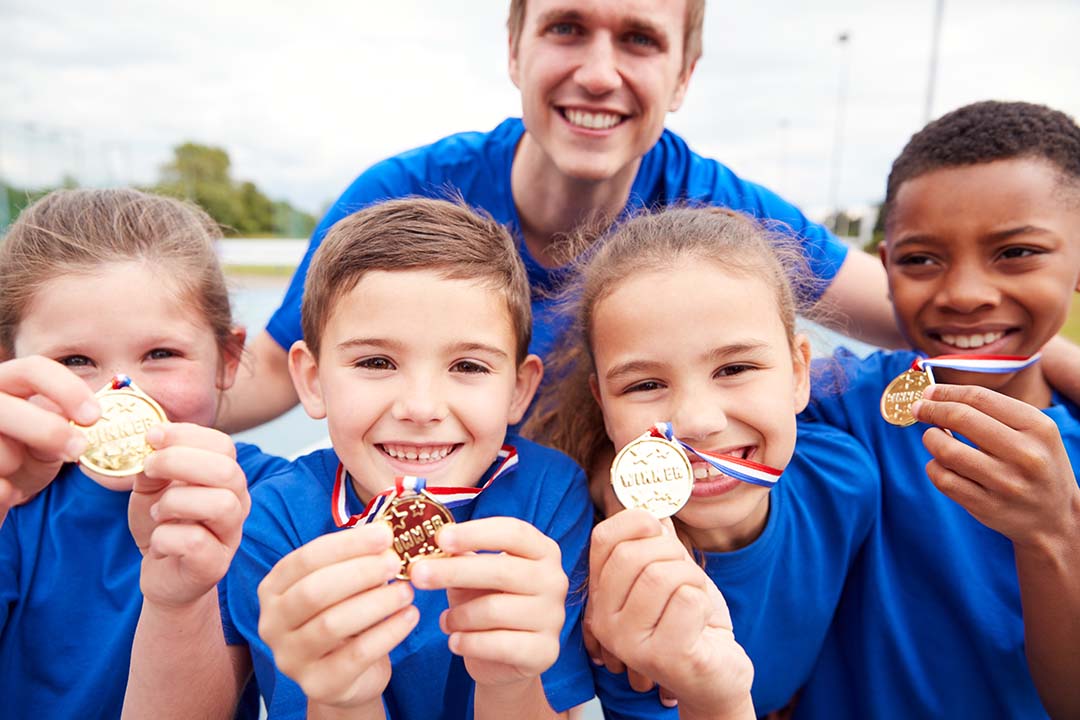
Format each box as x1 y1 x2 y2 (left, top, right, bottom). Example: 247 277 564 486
74 384 168 477
610 434 695 519
381 491 455 580
879 368 930 428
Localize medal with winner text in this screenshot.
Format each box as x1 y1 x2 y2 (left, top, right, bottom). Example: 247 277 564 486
72 374 167 476
375 477 455 580
610 431 694 518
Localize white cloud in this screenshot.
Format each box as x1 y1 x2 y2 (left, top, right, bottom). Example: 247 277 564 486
2 0 1077 218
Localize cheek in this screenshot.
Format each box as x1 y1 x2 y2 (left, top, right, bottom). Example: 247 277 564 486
144 373 220 426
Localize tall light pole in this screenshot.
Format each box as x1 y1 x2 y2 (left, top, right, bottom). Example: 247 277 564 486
925 0 945 123
828 31 852 235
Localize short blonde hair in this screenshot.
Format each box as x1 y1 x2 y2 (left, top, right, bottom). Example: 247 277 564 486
301 197 532 361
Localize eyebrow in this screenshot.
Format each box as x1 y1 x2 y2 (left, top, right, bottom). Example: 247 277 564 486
335 337 508 360
891 224 1056 251
604 341 772 381
335 337 403 353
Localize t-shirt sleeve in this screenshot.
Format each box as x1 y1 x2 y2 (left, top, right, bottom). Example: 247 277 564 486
531 457 596 712
802 349 865 433
264 158 417 350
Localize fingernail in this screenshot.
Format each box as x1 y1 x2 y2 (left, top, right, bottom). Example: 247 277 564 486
64 434 88 462
435 526 454 550
145 426 164 446
409 561 430 586
75 400 100 426
438 609 449 634
149 502 160 521
660 697 678 708
447 632 461 655
911 400 923 416
590 656 604 666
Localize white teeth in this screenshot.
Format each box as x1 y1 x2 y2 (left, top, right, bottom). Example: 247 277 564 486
381 444 454 463
565 109 621 130
694 466 707 479
940 331 1003 349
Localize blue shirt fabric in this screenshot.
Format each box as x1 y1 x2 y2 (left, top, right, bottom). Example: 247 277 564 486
0 442 288 720
794 349 1080 720
593 421 880 717
266 118 849 362
222 435 595 719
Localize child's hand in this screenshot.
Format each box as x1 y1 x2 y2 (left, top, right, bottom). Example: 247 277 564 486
127 422 250 608
586 509 755 717
409 517 569 689
0 356 99 510
913 383 1080 546
257 524 418 711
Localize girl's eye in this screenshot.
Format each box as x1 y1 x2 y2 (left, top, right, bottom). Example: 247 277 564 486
146 348 177 361
452 360 490 375
59 354 94 368
715 364 754 378
357 356 395 371
624 380 663 393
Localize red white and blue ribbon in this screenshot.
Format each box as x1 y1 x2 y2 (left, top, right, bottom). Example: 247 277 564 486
650 422 782 489
913 353 1041 383
110 374 133 390
331 444 519 528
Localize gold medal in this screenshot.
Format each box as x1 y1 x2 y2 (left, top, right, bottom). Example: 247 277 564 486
610 434 694 518
73 376 167 477
880 368 932 427
380 491 454 580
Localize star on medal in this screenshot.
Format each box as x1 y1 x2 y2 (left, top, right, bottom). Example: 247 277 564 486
610 433 694 518
72 374 167 477
379 490 454 580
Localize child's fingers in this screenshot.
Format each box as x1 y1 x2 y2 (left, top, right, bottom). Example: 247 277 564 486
925 456 993 510
652 582 711 647
0 356 99 425
259 524 394 594
147 485 248 543
0 392 87 465
616 559 708 635
920 383 1044 433
145 422 237 459
441 592 558 634
141 446 247 501
600 644 627 677
627 666 657 694
590 534 688 620
410 552 562 596
146 523 233 580
289 581 415 656
447 628 559 672
434 517 559 561
589 509 664 587
261 549 402 632
920 427 1006 492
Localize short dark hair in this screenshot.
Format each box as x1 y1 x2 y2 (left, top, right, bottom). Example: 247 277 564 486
884 100 1080 225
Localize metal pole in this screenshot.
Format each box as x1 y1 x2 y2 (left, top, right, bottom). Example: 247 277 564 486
925 0 945 123
828 32 851 234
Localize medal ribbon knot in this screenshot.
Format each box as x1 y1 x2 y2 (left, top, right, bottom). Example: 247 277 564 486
331 444 519 528
649 422 782 489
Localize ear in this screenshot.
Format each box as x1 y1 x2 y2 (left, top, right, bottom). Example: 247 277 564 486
288 340 327 420
508 33 521 89
878 239 888 269
668 58 697 112
216 325 247 391
791 333 813 414
589 372 617 443
507 353 544 425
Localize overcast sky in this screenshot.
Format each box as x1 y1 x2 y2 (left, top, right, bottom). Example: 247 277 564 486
3 0 1079 222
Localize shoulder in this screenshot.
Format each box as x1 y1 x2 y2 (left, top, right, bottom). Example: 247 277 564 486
235 442 291 486
243 449 340 546
809 348 919 408
791 421 880 498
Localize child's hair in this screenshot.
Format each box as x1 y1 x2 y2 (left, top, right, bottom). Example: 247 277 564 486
301 197 532 361
0 188 236 362
523 205 819 473
884 100 1080 227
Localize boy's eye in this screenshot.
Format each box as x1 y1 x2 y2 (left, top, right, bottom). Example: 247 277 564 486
58 354 94 368
356 356 395 371
451 360 490 375
999 246 1039 260
896 253 936 267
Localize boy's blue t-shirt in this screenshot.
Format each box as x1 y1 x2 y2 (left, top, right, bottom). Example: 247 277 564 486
593 421 880 717
222 435 595 719
0 442 288 720
795 349 1080 720
266 118 849 362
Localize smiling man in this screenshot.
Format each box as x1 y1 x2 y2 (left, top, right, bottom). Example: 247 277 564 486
219 0 909 431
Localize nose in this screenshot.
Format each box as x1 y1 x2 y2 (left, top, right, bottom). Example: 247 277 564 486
574 33 622 95
669 387 728 445
391 371 447 426
936 262 1000 314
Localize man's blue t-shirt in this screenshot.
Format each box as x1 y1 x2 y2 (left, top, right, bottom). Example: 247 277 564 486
0 443 288 720
593 421 879 717
267 119 849 361
222 435 594 719
794 349 1080 720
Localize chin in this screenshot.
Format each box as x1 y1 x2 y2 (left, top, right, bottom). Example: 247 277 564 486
81 466 136 493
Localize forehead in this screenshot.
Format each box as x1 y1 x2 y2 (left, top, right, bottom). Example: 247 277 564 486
523 0 687 34
327 269 517 344
889 158 1078 241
